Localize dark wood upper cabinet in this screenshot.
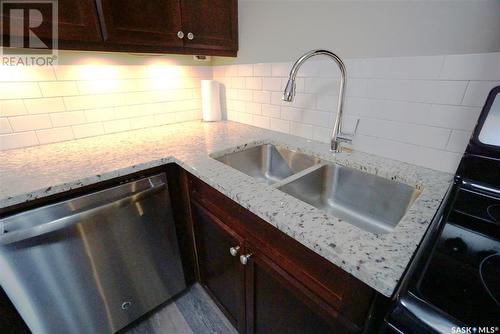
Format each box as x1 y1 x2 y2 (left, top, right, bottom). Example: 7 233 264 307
2 0 237 56
180 0 238 52
96 0 183 47
1 0 101 49
58 0 102 42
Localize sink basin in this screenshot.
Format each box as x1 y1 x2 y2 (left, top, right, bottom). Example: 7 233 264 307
278 164 421 234
214 144 322 185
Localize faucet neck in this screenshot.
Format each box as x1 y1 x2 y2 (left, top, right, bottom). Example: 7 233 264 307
286 50 347 152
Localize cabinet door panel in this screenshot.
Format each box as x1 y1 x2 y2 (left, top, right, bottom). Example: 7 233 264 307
192 201 245 332
58 0 102 42
97 0 183 47
246 249 358 334
180 0 237 52
1 0 101 48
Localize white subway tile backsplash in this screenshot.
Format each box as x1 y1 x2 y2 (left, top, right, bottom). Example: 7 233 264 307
271 62 292 77
230 77 245 89
103 119 130 134
270 118 290 133
50 111 86 127
225 65 238 77
288 93 315 109
36 127 74 144
263 77 282 91
63 94 115 110
362 56 444 80
0 131 39 150
9 114 52 132
253 63 271 77
261 104 281 118
253 91 271 104
253 115 270 128
77 79 139 95
25 97 66 114
462 81 500 107
114 105 143 119
237 64 253 77
357 118 451 149
239 112 253 125
39 81 79 97
447 130 472 153
425 81 469 105
244 102 262 115
85 108 115 122
312 126 331 143
428 105 481 131
217 52 496 172
236 89 253 102
1 52 495 172
1 63 204 151
0 82 41 99
72 123 104 139
129 115 157 130
316 94 338 112
0 100 27 117
440 53 500 81
245 77 262 90
0 118 12 134
305 78 339 94
154 112 176 125
0 66 56 82
290 122 313 139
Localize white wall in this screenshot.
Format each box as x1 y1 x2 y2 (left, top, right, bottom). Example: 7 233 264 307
214 0 500 65
214 53 500 173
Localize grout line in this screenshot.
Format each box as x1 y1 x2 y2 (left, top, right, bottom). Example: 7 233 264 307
460 81 470 105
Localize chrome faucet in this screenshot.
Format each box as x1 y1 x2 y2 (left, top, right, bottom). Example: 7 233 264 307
283 49 353 152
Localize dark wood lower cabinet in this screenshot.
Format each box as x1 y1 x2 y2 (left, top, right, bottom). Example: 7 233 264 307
185 170 382 334
246 248 349 334
191 200 246 333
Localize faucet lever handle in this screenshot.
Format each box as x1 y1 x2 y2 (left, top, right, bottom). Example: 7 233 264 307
353 118 360 135
337 118 360 145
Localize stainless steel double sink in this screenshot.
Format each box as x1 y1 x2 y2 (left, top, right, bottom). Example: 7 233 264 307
213 144 421 235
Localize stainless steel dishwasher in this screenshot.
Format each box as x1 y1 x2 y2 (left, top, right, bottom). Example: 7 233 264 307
0 173 186 334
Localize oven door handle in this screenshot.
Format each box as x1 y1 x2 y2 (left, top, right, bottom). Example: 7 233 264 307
0 182 165 245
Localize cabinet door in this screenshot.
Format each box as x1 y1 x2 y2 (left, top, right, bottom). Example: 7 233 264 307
180 0 237 52
191 201 245 333
1 0 101 49
58 0 102 42
96 0 183 47
245 248 358 334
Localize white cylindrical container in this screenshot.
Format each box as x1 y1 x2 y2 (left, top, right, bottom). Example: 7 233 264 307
201 80 222 122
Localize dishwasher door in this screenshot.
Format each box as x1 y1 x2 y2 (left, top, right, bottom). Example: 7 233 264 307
0 173 186 334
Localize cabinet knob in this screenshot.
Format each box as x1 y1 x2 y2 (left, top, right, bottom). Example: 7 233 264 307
240 254 252 265
177 31 184 39
187 32 194 40
229 246 240 257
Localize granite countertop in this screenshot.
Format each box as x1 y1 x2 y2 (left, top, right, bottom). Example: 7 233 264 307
0 120 452 297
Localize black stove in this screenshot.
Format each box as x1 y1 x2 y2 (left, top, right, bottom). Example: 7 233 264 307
383 86 500 334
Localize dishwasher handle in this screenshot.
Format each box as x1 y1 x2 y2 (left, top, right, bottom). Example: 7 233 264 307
0 181 166 246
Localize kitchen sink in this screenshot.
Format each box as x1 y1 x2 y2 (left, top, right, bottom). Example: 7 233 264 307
214 144 322 185
278 164 421 234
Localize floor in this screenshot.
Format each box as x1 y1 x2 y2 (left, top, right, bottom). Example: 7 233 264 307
122 284 238 334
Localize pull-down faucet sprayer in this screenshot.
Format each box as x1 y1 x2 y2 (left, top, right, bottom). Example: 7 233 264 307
283 49 353 152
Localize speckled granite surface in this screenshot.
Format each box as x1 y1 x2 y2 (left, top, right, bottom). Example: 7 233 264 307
0 120 452 297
